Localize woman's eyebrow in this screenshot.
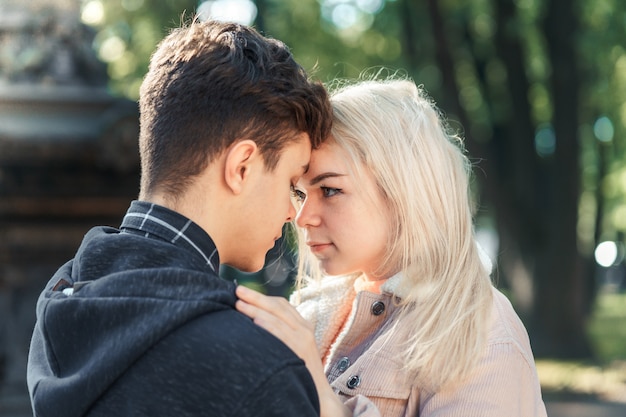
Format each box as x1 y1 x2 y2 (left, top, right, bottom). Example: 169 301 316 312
308 172 346 185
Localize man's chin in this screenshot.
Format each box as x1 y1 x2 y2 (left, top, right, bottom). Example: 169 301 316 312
224 260 264 274
240 265 264 274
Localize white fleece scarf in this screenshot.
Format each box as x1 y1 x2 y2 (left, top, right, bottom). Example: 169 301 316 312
292 242 493 365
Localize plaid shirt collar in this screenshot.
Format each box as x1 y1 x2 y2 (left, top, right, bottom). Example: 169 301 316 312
120 200 220 273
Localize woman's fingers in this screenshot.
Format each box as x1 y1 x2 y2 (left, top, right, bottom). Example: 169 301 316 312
235 285 317 361
235 285 287 311
236 298 295 342
235 285 309 330
235 285 290 310
235 288 349 417
235 287 345 417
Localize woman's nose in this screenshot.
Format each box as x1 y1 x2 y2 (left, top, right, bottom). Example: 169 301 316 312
295 198 320 228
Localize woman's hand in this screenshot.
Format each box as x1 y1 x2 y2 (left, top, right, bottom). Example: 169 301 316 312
235 285 317 363
235 285 351 417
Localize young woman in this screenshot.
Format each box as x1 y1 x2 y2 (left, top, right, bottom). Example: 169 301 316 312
236 79 547 417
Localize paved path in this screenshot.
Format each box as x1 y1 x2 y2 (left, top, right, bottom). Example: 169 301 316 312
546 401 626 417
4 395 626 416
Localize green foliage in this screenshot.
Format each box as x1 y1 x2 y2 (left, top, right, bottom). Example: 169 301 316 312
587 292 626 363
577 0 626 241
81 0 626 250
537 291 626 400
83 0 197 98
82 0 626 340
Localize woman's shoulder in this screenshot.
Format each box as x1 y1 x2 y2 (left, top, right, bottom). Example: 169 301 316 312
291 274 358 353
486 287 537 366
292 274 356 304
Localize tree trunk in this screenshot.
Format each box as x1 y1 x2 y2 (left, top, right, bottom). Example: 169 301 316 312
410 0 594 358
533 0 594 357
490 0 545 319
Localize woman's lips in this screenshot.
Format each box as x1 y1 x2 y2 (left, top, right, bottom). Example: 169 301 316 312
307 242 332 254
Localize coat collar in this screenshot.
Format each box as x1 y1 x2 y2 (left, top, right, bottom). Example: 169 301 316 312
293 272 404 360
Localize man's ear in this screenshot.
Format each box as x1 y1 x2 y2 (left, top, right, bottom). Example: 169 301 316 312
224 140 258 195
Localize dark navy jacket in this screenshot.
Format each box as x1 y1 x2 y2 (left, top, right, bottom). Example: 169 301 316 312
27 201 319 417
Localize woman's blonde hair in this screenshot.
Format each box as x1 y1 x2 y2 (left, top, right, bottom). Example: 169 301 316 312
295 77 493 391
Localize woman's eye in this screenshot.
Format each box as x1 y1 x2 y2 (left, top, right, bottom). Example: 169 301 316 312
321 187 341 198
290 185 306 202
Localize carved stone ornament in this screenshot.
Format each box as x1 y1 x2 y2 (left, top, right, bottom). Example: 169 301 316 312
0 0 108 86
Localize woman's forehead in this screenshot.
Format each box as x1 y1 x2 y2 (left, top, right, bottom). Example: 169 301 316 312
306 142 352 176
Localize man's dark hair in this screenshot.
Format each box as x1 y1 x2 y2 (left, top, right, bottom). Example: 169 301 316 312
138 19 332 198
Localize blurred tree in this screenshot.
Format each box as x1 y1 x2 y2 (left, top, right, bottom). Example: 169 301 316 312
83 0 626 359
400 0 594 357
81 0 197 97
398 0 626 357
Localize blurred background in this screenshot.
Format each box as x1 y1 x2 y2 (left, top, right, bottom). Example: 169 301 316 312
0 0 625 416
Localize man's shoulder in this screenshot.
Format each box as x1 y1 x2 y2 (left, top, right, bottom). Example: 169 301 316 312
177 307 301 365
111 307 317 416
88 304 319 417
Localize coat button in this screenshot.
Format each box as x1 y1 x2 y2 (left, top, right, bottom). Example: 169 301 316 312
337 357 350 372
346 375 361 389
371 301 385 316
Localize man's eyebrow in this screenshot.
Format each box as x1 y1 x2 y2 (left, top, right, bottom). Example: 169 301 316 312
309 172 345 185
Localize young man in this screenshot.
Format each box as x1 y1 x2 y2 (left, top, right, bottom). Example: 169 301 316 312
26 20 332 417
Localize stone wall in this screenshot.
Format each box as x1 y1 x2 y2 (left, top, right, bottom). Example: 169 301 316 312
0 2 140 413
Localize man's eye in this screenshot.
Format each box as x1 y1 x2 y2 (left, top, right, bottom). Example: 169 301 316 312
290 185 306 202
321 187 341 198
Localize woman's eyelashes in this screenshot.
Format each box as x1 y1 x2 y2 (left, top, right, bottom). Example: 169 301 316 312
321 186 341 198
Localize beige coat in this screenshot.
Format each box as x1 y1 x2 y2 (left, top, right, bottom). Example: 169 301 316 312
294 274 548 417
